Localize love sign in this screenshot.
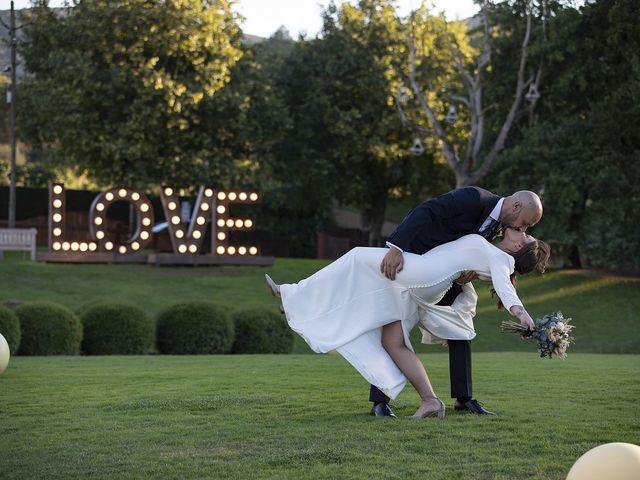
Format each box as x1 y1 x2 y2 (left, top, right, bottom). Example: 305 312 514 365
47 183 261 260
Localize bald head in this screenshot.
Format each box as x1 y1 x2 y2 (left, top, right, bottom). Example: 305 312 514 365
500 190 543 231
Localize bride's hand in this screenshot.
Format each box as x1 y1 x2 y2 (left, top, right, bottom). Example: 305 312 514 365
510 305 535 330
380 248 404 280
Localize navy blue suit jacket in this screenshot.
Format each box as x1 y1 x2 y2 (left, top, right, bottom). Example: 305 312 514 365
386 186 501 255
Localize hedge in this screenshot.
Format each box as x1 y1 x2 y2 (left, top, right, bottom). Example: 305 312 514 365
15 302 82 355
156 302 234 354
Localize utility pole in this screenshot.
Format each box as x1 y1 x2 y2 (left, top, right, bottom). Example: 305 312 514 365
7 1 18 228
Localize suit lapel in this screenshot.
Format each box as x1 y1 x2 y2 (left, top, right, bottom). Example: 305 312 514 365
472 194 501 233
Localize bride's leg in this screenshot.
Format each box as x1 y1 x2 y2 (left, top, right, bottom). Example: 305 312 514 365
382 321 442 417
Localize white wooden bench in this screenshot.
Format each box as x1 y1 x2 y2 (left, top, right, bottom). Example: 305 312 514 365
0 228 38 261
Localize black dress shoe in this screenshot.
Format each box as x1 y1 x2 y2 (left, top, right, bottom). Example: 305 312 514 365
371 402 397 418
454 399 497 416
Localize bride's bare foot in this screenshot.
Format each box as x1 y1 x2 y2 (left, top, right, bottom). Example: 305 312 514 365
410 396 446 419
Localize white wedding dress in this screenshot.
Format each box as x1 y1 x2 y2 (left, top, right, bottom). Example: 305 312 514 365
280 234 523 399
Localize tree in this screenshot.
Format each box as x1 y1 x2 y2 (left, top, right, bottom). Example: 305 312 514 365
487 0 640 273
18 0 243 188
396 0 547 187
267 0 453 247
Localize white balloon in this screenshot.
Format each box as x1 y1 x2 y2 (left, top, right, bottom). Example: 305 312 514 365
567 443 640 480
0 333 10 375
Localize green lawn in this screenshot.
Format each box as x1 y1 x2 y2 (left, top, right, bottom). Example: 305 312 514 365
1 353 638 479
0 253 638 354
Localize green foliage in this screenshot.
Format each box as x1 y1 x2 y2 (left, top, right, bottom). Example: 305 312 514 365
231 308 294 354
18 0 243 188
15 302 82 355
486 0 640 272
156 302 234 354
0 306 21 354
81 303 154 355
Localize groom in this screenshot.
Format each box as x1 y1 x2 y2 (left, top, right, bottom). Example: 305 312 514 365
371 186 543 417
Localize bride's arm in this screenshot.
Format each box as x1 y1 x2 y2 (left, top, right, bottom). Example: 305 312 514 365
489 254 535 330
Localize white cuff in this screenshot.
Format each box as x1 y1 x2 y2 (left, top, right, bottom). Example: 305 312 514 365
385 242 403 253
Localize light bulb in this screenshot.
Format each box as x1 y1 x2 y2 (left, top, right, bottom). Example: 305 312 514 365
53 242 61 251
239 247 247 255
196 216 206 225
192 230 201 239
217 219 225 227
53 228 62 237
175 230 184 239
96 231 105 239
105 242 114 250
204 188 213 197
178 244 187 253
216 246 225 255
131 192 140 201
229 192 237 201
227 246 236 255
249 247 258 255
140 231 149 240
171 216 180 225
235 219 244 228
96 203 105 212
105 192 114 201
118 189 127 198
53 185 63 194
217 232 226 240
119 246 127 254
53 199 62 208
188 244 197 253
217 192 226 200
250 193 258 201
245 219 253 228
94 217 103 225
239 192 247 201
53 213 62 223
164 187 173 196
140 203 149 213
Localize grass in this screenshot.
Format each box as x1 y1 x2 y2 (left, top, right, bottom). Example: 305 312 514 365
0 252 638 354
1 353 639 479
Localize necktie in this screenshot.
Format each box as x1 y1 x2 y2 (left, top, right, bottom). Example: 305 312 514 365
480 219 501 240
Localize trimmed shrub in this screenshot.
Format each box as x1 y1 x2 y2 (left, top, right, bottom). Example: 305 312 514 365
156 302 234 354
81 303 154 355
16 302 82 355
231 308 294 354
0 305 21 354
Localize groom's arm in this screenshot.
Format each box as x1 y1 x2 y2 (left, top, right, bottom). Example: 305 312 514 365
381 187 481 280
386 187 482 251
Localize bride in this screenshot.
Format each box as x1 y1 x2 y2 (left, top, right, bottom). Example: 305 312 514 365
265 228 550 419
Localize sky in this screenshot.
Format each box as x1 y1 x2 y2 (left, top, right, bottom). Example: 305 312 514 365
8 1 480 38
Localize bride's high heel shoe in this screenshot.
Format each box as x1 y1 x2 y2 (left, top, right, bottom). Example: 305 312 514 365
408 396 446 420
265 274 281 297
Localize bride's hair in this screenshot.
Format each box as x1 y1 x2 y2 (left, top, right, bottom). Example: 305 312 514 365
493 239 551 310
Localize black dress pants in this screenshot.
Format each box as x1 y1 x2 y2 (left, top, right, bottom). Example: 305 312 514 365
369 283 472 403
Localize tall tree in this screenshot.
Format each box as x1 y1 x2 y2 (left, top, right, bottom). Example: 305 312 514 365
396 0 547 187
18 0 243 188
487 0 640 272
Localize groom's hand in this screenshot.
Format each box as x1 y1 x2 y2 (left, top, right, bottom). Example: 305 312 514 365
455 271 478 285
381 248 404 280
